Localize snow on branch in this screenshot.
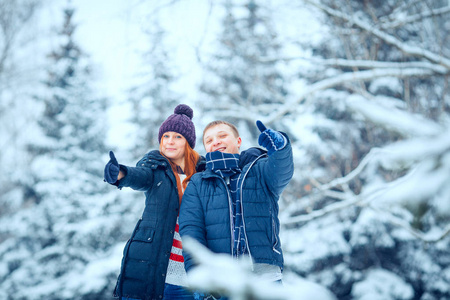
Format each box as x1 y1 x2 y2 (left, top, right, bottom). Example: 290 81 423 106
182 238 337 300
314 147 382 191
265 67 435 125
283 193 365 225
376 130 450 170
206 108 259 123
203 101 269 123
346 94 442 138
319 59 448 75
260 56 447 75
283 163 413 225
380 5 450 29
388 0 424 17
367 204 450 243
304 0 450 69
284 128 450 242
286 181 450 243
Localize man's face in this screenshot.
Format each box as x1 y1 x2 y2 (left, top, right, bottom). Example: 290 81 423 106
203 124 242 154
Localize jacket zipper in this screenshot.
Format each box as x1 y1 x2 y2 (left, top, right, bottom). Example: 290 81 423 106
239 154 266 269
218 176 235 255
272 218 281 254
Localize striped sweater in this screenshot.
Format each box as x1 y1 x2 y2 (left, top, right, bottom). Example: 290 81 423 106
166 173 188 286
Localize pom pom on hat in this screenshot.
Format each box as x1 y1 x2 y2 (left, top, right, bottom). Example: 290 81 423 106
158 104 196 148
174 104 193 120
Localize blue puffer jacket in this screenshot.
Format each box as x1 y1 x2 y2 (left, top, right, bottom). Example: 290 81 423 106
113 150 205 300
179 134 293 272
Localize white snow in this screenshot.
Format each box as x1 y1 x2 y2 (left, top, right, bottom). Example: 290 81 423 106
352 269 414 300
183 238 337 300
1 0 449 299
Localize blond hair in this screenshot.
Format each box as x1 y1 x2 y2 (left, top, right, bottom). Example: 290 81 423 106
202 120 240 143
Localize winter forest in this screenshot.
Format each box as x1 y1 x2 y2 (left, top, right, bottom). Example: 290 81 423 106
1 0 449 299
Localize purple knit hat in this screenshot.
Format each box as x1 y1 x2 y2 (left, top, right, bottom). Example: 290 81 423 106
158 104 196 148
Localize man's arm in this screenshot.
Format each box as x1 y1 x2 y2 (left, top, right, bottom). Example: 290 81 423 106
256 121 294 197
179 178 207 272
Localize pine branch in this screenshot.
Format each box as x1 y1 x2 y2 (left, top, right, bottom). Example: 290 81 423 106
314 147 382 191
319 59 448 74
380 5 450 29
283 148 390 225
264 67 436 125
347 94 443 138
368 205 450 243
388 0 423 18
259 57 448 74
283 193 365 225
205 105 260 123
284 158 450 244
283 150 417 225
304 0 450 69
194 0 216 64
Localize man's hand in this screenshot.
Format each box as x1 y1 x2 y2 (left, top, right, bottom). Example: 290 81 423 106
256 120 286 156
104 151 120 184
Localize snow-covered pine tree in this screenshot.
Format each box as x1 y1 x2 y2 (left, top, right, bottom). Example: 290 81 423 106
199 0 289 142
127 19 182 159
113 18 184 253
0 0 42 217
278 0 450 299
0 5 122 299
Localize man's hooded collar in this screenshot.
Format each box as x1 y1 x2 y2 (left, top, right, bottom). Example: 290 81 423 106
239 147 267 169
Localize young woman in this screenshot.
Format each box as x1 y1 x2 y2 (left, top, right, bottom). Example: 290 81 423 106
104 104 205 300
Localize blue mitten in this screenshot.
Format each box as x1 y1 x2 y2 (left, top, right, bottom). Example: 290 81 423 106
193 292 205 300
256 120 286 156
104 151 120 184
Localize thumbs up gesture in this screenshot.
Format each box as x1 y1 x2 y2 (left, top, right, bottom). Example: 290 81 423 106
256 120 286 156
104 151 120 184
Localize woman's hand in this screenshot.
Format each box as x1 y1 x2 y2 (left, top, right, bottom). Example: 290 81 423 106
104 151 122 184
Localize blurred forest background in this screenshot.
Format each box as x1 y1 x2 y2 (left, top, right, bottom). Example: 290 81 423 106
0 0 449 299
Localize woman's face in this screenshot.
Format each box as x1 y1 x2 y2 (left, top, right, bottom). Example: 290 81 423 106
161 131 187 165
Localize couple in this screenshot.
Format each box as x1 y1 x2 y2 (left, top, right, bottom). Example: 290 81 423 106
104 104 294 300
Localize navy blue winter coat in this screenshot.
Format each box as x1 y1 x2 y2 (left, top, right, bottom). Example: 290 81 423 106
179 134 293 273
113 150 205 300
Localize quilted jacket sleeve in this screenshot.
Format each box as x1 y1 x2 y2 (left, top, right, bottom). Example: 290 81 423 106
116 157 155 191
261 132 294 198
179 176 207 272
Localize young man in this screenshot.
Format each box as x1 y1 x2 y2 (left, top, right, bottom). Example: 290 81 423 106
179 120 294 287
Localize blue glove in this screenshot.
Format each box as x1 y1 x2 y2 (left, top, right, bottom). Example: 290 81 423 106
256 120 286 156
104 151 120 184
193 292 205 300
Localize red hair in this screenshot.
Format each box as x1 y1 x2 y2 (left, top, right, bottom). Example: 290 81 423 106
160 141 200 204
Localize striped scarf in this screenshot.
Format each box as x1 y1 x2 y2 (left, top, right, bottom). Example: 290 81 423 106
206 151 247 257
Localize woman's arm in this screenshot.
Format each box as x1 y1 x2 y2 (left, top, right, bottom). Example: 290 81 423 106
104 151 155 191
116 162 154 191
